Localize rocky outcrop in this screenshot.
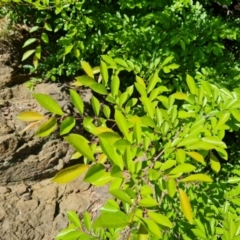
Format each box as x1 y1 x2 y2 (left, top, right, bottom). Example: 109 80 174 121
0 53 106 239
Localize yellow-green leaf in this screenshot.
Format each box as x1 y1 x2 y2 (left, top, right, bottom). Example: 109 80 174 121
16 111 45 122
146 71 159 93
52 164 89 183
186 74 196 94
186 151 206 165
115 110 130 141
179 188 193 224
33 94 64 115
210 153 221 173
22 49 35 61
76 75 96 86
100 60 109 85
81 61 94 78
148 211 173 228
173 92 188 100
36 117 57 137
166 179 176 198
180 174 213 183
170 163 196 175
65 134 95 161
69 89 84 115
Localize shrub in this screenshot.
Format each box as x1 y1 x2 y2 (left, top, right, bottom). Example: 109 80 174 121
1 0 240 89
17 58 240 239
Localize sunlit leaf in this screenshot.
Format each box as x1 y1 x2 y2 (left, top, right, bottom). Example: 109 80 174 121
186 74 196 94
22 49 35 61
16 111 45 122
109 189 132 205
148 211 173 228
33 94 64 115
84 163 105 183
210 152 221 173
180 174 213 183
69 89 84 115
179 188 193 224
67 210 82 228
60 117 75 135
81 61 94 78
52 164 89 183
36 117 57 137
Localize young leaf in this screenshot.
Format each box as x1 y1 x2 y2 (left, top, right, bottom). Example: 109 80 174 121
109 189 132 205
69 89 84 115
141 97 154 119
90 83 108 95
139 197 158 207
52 164 89 183
103 105 111 118
166 179 176 198
22 38 37 48
91 96 100 116
133 122 142 144
141 218 162 238
65 44 74 54
185 151 206 165
101 55 117 68
180 174 213 183
111 75 120 97
81 61 94 78
114 110 130 141
67 211 82 228
41 32 49 43
36 117 57 137
202 136 227 148
65 134 95 161
93 211 128 228
186 74 196 94
33 94 64 115
44 22 52 31
169 163 196 175
83 212 91 231
148 211 173 228
100 60 109 85
22 49 35 61
16 111 45 122
91 172 114 186
179 188 193 224
76 75 96 86
147 71 159 93
35 45 41 59
60 117 75 135
210 153 221 173
83 163 105 183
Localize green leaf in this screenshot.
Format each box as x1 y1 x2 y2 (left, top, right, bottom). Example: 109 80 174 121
65 134 95 161
100 60 109 85
91 96 100 116
202 136 227 148
64 44 74 55
36 117 57 137
83 212 91 231
227 177 240 184
91 172 114 186
60 117 75 135
210 153 221 173
35 45 41 59
84 163 105 183
232 110 240 121
147 71 159 93
93 211 128 228
69 89 84 115
103 105 111 118
41 32 49 43
52 164 89 183
139 197 158 207
109 189 132 205
22 49 35 61
16 111 45 122
186 151 205 165
44 22 52 31
101 55 117 68
192 229 207 239
115 110 129 141
148 211 173 228
133 122 142 144
180 174 213 183
169 163 196 175
22 38 37 48
56 230 83 240
186 74 196 94
179 188 193 224
141 218 162 238
81 61 94 78
173 92 188 100
90 83 108 95
176 149 186 163
76 75 96 86
216 112 230 129
111 75 120 97
29 26 40 33
166 179 176 198
141 97 154 119
67 210 81 228
33 94 64 115
160 160 176 171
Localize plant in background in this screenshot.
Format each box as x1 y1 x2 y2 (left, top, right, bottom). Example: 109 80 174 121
1 0 240 90
17 57 240 239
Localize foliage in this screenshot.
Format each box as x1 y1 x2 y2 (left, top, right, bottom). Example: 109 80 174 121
17 58 240 239
1 0 240 90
